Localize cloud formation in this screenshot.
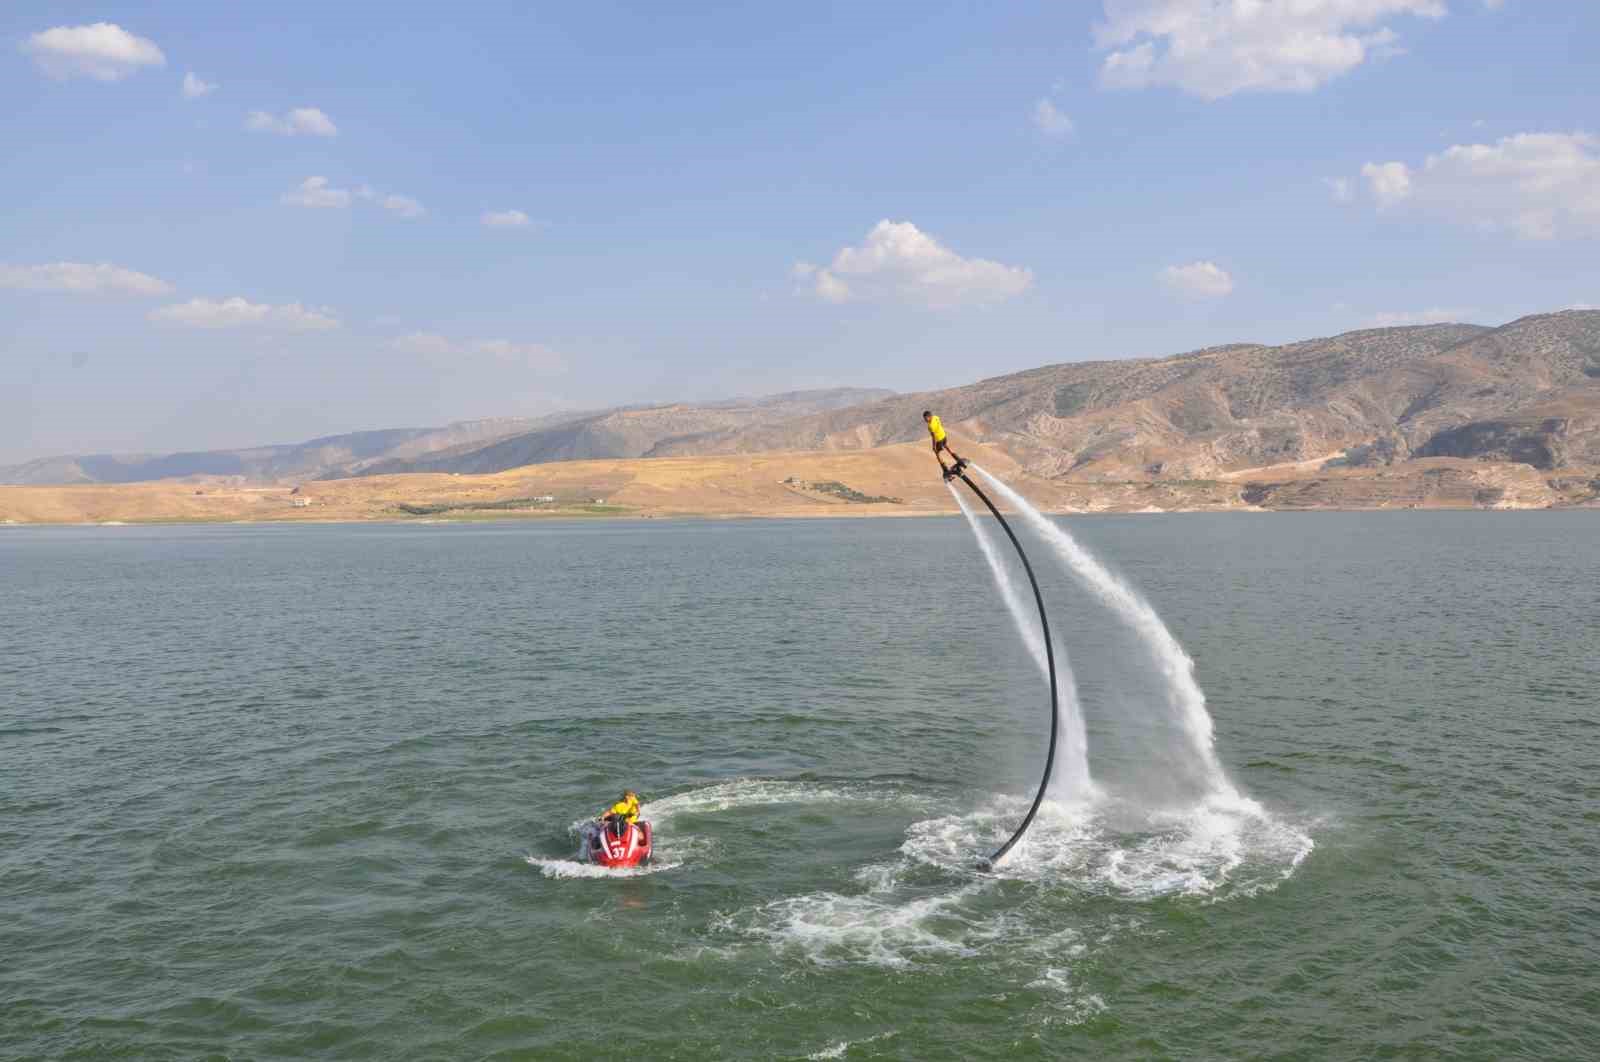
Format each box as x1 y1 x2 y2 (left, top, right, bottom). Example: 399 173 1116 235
1160 260 1234 297
282 176 351 209
182 72 216 98
0 262 172 296
1360 131 1600 238
1361 161 1413 207
794 220 1033 309
380 194 425 219
481 209 533 229
246 108 338 137
392 332 564 371
1367 307 1472 326
23 22 165 81
1032 99 1074 137
149 297 340 331
1094 0 1444 99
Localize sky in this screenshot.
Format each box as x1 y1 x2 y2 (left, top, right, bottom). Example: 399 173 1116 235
2 1 1597 464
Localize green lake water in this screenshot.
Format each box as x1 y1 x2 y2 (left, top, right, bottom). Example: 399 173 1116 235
2 512 1596 1059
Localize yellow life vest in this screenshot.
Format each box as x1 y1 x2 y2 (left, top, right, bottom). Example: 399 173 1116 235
606 796 640 824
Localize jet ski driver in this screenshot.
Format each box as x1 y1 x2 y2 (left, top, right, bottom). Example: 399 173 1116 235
599 790 641 838
924 410 968 478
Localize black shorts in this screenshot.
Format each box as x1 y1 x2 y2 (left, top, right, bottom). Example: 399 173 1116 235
934 438 950 453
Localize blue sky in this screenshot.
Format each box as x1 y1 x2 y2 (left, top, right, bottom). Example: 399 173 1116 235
2 1 1596 463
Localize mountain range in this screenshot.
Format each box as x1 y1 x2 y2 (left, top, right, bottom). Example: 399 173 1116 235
649 310 1600 480
6 310 1597 489
0 389 892 486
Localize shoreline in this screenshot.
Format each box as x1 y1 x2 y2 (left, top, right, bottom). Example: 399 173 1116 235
4 500 1597 530
3 442 1596 527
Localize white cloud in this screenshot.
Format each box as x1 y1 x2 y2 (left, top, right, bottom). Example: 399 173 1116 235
246 108 338 137
1367 307 1472 326
380 194 425 219
1324 177 1354 202
1361 160 1414 207
481 209 532 228
392 332 564 371
1160 260 1234 298
284 179 424 218
0 261 172 296
1094 0 1445 100
149 297 339 331
794 220 1033 309
23 22 165 81
1032 99 1074 137
1361 132 1600 238
182 72 216 98
281 176 351 209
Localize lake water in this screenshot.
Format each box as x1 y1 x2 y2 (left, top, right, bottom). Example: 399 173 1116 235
2 512 1597 1060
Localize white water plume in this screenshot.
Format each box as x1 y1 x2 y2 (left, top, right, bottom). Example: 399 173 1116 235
969 465 1239 806
948 482 1093 800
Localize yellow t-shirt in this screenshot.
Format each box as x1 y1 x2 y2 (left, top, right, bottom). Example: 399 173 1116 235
927 415 947 442
606 797 640 824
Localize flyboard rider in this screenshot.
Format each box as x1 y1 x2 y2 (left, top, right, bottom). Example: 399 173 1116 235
924 410 968 478
599 789 641 838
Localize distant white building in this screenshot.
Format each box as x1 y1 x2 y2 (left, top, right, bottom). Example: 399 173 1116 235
291 497 314 507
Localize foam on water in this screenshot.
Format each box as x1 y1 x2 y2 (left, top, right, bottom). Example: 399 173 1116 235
645 777 917 822
806 1031 898 1059
900 793 1312 899
559 778 916 838
524 854 680 879
1027 967 1108 1025
715 796 1309 1013
742 884 988 968
537 778 919 881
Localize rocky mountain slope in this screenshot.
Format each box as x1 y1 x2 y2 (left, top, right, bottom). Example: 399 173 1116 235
348 388 893 476
650 311 1600 480
10 311 1596 490
0 419 553 487
1 388 891 486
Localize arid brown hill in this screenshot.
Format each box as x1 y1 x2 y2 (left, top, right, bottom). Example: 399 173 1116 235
351 388 893 477
0 388 891 486
649 310 1600 479
0 418 565 486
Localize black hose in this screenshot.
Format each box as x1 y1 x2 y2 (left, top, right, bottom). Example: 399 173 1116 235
952 468 1059 870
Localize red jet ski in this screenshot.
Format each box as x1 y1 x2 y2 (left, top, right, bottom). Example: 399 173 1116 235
582 820 653 869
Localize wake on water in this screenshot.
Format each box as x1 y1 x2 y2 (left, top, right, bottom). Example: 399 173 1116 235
532 478 1311 1000
526 779 924 880
527 775 1307 1025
